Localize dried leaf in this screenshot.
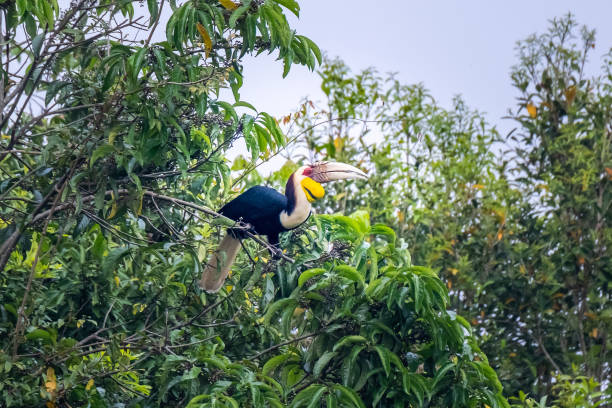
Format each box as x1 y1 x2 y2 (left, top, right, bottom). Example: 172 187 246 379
526 102 537 118
45 367 57 394
108 200 118 219
196 22 213 58
564 85 576 106
397 210 405 223
218 0 238 10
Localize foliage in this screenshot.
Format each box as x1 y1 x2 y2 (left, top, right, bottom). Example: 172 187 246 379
288 14 611 404
0 0 506 407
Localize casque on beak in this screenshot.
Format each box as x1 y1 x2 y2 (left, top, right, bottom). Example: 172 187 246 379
309 161 368 183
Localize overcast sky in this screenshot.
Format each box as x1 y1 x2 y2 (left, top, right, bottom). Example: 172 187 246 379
237 1 612 139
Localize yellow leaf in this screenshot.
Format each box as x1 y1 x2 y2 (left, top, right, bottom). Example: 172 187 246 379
136 194 143 216
45 367 57 393
114 275 120 287
85 378 94 391
108 192 118 219
397 210 405 223
196 23 213 58
225 285 233 292
218 0 238 10
76 319 85 328
590 328 598 338
526 102 537 118
497 231 503 240
584 312 597 319
564 85 577 106
108 129 117 145
333 136 343 151
472 184 485 190
508 353 517 358
448 267 459 276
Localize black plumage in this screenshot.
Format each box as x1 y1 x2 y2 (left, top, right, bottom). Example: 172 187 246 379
220 185 291 246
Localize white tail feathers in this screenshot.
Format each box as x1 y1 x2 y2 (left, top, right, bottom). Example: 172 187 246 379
199 233 241 292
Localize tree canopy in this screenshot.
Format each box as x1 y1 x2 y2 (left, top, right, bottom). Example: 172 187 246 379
287 15 611 407
0 1 510 407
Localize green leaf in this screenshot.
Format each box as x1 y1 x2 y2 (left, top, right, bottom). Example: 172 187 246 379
332 384 366 408
25 328 52 343
241 114 258 161
313 351 337 378
42 0 54 27
45 80 69 105
369 224 396 246
31 33 44 57
217 101 238 123
229 3 250 28
332 335 368 351
90 144 116 168
102 247 131 275
291 384 326 408
374 345 391 377
263 298 297 326
234 100 258 112
147 0 159 26
334 264 364 286
298 268 326 287
272 0 300 17
263 353 297 375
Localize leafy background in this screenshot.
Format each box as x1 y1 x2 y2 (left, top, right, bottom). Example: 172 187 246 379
0 1 609 407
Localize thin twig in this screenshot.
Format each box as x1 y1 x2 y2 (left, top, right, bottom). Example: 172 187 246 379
250 331 323 360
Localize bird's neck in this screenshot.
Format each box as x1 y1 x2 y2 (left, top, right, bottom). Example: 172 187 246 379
280 174 312 229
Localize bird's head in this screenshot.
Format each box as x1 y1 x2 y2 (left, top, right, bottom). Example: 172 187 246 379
292 161 369 203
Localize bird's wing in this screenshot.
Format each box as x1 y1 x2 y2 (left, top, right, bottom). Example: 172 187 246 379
219 186 287 226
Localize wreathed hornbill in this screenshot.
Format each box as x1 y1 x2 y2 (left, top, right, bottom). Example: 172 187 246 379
199 161 368 292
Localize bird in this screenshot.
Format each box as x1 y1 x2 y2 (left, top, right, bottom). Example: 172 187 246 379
199 161 368 292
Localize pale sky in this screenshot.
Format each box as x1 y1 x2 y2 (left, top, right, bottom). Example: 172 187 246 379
238 1 612 138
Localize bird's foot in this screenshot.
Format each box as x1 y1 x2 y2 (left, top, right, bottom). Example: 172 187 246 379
270 245 283 259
